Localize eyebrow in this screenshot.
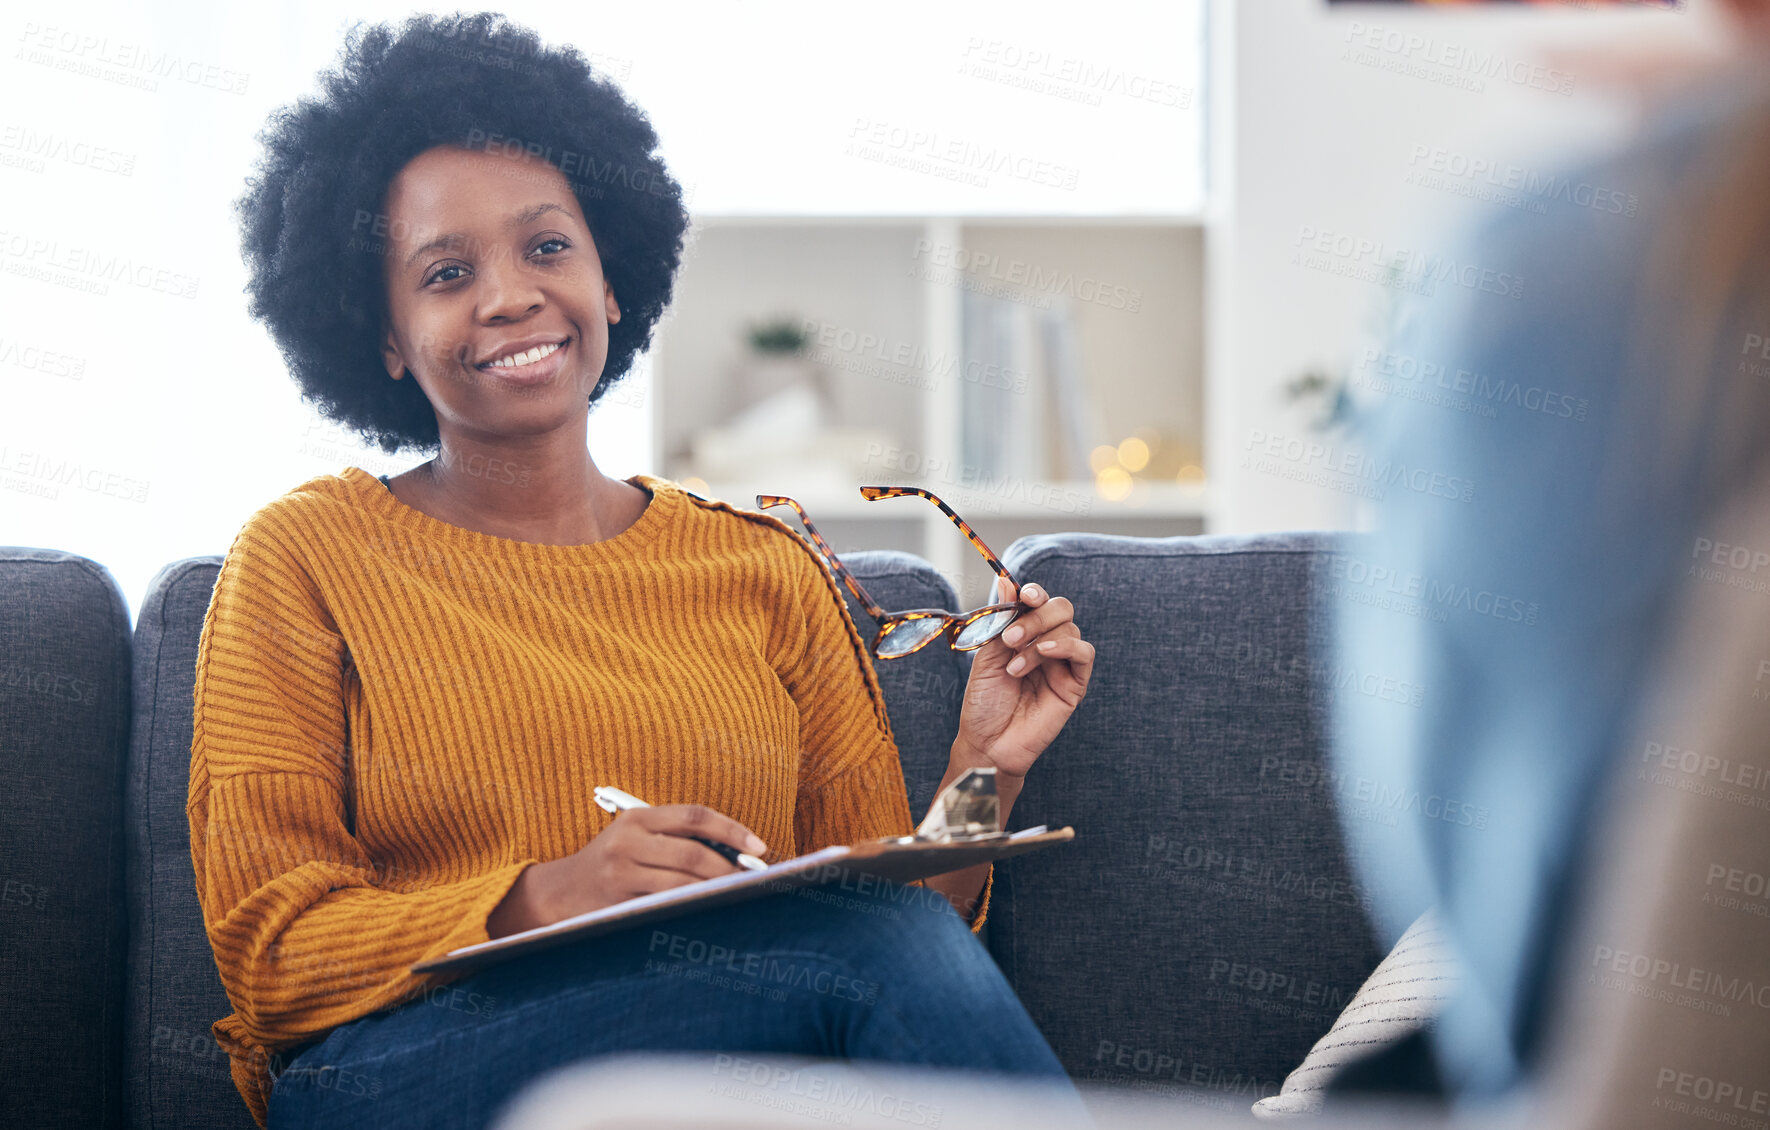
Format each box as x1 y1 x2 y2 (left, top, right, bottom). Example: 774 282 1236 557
401 202 571 271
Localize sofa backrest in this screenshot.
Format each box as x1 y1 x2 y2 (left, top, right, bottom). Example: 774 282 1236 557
127 556 254 1129
991 531 1385 1109
123 548 965 1130
1 548 133 1130
825 550 971 822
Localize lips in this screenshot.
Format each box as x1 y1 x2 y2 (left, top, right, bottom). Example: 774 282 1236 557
472 335 571 387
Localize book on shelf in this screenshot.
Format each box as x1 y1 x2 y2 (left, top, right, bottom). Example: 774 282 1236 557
960 293 1099 485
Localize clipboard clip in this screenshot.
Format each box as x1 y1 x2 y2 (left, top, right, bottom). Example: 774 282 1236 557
912 767 1006 844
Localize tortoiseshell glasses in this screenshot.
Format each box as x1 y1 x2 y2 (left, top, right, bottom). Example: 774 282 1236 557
757 486 1024 660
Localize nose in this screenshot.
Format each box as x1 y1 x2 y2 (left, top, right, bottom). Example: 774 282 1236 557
475 243 544 322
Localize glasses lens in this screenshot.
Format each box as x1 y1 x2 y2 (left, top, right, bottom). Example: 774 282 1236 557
955 607 1017 650
877 617 948 658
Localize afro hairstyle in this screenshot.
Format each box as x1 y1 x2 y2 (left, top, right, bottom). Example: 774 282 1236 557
235 10 691 454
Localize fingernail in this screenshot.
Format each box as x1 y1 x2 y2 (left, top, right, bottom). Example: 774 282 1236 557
1024 584 1043 600
746 834 767 855
1003 625 1024 645
1037 640 1055 651
1007 655 1026 675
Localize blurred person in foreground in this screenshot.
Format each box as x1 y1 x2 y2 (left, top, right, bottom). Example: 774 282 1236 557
1330 2 1770 1125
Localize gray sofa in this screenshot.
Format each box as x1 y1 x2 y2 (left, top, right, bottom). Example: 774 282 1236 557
0 530 1385 1129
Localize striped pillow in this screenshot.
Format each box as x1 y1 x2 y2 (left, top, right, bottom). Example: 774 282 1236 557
1251 909 1458 1119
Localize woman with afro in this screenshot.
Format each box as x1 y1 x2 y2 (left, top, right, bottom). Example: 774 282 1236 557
190 11 1096 1128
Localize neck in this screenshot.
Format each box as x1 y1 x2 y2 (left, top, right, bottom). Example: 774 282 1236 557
420 421 628 543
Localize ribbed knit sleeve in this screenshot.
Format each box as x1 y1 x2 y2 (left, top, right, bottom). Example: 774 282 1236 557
780 543 992 933
186 509 538 1125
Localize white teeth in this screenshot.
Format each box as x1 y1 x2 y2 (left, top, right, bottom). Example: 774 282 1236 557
485 341 562 369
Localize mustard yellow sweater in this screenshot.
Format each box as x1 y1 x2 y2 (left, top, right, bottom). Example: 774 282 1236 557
186 466 989 1126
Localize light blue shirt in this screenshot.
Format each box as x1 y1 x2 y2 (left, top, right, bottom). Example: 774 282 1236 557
1331 75 1770 1101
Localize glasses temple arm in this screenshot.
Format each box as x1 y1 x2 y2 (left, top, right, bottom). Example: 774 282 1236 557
755 495 893 623
858 486 1019 596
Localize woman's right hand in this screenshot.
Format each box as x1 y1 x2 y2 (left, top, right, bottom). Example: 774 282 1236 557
487 805 769 937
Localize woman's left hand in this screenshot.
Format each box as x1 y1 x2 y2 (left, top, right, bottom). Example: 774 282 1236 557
953 578 1095 780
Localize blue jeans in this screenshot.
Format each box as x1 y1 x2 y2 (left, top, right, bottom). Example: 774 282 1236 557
267 877 1074 1128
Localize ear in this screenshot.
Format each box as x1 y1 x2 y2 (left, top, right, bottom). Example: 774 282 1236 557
380 325 406 380
604 279 621 325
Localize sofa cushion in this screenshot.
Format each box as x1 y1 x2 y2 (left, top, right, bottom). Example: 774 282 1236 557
124 547 961 1128
0 547 133 1130
989 531 1388 1111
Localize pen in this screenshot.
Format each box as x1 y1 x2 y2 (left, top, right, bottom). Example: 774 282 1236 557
592 786 769 872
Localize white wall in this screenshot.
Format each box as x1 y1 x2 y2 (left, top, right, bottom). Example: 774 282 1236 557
0 0 656 625
1 0 1204 627
1211 0 1730 533
6 0 1731 623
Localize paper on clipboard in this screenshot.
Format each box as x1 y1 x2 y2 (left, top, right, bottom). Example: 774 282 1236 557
412 824 1074 976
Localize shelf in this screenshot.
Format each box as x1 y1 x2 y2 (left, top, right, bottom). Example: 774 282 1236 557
1062 480 1210 519
689 479 1210 522
688 213 1209 227
653 214 1208 589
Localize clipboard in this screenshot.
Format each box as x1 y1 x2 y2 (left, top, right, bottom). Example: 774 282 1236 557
413 824 1074 975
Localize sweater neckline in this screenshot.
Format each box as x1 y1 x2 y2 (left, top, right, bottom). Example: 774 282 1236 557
339 465 674 561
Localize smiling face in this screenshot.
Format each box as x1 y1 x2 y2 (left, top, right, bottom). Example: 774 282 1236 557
377 144 621 445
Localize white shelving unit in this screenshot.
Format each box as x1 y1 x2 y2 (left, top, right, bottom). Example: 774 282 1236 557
651 214 1209 609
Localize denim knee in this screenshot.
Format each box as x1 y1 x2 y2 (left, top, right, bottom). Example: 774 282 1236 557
764 878 978 956
765 882 1020 1001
